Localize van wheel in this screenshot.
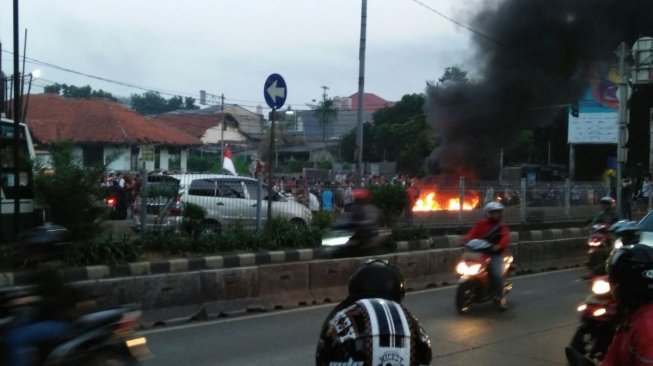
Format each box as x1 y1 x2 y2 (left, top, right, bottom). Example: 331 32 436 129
290 218 306 227
201 220 221 234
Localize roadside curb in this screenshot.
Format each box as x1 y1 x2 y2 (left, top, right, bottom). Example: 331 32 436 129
0 227 586 287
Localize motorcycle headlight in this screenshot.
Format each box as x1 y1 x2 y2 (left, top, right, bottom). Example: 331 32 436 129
588 240 602 247
456 261 481 276
591 279 611 295
614 238 623 249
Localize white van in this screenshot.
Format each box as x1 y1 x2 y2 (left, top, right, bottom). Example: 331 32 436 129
178 174 312 232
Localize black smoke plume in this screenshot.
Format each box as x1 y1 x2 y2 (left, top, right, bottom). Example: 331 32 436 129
426 0 653 179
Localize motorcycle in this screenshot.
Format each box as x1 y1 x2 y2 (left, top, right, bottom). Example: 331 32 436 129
0 287 151 366
321 228 393 259
569 275 617 361
586 223 611 270
455 239 513 314
568 220 639 361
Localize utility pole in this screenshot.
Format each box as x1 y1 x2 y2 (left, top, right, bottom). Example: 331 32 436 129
13 0 21 235
220 94 225 166
616 42 629 215
356 0 367 187
321 85 329 101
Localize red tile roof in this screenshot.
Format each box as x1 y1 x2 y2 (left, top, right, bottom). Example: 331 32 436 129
156 113 224 139
348 92 395 113
24 94 201 146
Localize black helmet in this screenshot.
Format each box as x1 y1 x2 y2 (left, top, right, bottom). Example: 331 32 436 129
606 244 653 305
600 196 615 206
348 259 405 302
316 298 432 366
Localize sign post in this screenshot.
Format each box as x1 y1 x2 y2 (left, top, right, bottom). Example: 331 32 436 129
263 74 287 235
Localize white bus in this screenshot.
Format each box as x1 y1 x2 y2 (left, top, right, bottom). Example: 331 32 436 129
0 115 41 242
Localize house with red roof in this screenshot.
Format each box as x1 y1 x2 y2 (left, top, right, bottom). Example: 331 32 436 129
24 93 202 172
156 104 263 154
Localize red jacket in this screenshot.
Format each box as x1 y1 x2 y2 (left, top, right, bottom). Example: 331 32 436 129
463 219 511 252
602 303 653 366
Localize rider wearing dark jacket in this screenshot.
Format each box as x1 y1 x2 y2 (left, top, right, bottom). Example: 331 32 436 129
591 196 620 226
338 189 379 245
601 244 653 366
316 260 432 366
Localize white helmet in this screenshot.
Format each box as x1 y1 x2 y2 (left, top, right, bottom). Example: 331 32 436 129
484 201 504 213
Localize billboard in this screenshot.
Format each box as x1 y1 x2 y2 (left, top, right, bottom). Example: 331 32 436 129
568 68 620 144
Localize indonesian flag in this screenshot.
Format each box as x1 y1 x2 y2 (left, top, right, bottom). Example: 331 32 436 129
223 147 237 175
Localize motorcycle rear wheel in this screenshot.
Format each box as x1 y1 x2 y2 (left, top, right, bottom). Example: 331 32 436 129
570 324 599 360
456 281 475 314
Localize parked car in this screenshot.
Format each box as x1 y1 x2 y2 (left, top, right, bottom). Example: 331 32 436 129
132 174 182 232
181 174 312 232
637 210 653 245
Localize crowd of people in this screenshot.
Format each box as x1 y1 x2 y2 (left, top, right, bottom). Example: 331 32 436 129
99 172 141 219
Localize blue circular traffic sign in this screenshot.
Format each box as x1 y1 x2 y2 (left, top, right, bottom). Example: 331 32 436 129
263 73 287 110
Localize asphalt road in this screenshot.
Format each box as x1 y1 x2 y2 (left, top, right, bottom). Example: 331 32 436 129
142 268 587 366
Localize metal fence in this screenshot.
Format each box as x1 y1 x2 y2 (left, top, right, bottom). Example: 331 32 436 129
408 178 622 227
136 173 629 231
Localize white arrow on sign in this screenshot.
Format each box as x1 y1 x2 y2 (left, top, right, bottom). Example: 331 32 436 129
266 80 286 102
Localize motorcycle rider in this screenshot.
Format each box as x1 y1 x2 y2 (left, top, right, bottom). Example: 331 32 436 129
316 259 432 365
600 244 653 365
463 201 511 310
3 238 79 366
338 188 380 247
591 197 620 226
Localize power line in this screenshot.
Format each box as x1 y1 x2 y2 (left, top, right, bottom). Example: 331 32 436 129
408 0 501 45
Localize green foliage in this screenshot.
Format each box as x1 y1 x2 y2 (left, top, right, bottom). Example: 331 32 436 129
338 94 435 176
318 160 333 170
138 218 321 257
33 143 108 241
437 66 469 84
130 91 199 115
181 202 207 236
187 151 221 173
66 235 142 266
314 99 338 142
288 160 305 173
392 225 430 241
43 83 116 101
310 211 333 231
369 184 409 227
234 155 251 175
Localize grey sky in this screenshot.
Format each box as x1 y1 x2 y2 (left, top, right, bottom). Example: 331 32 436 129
1 0 476 112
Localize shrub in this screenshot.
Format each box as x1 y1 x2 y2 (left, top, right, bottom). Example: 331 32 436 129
369 184 409 227
310 211 333 231
66 235 143 266
181 202 207 236
33 143 108 241
392 225 430 241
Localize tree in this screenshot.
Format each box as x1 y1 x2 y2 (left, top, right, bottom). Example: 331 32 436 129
42 83 116 101
131 91 169 115
437 66 469 84
337 93 435 176
184 97 200 110
130 91 200 115
313 99 338 145
33 143 108 241
90 89 117 101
